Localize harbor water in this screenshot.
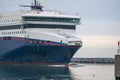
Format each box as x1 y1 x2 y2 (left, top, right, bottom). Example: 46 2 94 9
0 64 114 80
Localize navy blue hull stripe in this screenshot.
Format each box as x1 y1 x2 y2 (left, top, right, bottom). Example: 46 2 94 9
0 37 68 46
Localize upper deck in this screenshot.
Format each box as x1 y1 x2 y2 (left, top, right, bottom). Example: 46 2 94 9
0 0 81 30
0 10 81 30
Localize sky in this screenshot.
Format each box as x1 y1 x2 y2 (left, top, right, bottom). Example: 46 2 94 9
0 0 120 58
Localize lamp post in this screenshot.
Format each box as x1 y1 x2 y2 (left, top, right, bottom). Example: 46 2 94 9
117 41 120 54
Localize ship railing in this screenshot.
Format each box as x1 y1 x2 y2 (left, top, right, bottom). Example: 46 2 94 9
19 9 65 15
44 9 65 15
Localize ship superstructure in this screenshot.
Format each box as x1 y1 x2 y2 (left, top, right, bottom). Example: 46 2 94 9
0 0 82 65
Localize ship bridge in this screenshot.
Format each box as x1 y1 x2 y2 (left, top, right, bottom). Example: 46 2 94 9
22 11 80 30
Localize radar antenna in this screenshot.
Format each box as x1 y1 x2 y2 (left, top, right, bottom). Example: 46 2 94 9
20 0 43 11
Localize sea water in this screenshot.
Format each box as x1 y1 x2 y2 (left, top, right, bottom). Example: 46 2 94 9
0 64 114 80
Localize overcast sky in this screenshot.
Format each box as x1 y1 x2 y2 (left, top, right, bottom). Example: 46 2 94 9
0 0 120 36
0 0 120 57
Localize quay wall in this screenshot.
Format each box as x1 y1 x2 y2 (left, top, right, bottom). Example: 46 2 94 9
71 58 115 64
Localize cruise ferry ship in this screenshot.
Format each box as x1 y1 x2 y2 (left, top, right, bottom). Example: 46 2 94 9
0 0 82 65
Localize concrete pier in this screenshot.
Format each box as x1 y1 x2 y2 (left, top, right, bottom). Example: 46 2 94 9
71 58 114 64
115 55 120 80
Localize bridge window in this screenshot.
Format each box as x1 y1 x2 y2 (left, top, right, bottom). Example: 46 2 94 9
23 17 80 24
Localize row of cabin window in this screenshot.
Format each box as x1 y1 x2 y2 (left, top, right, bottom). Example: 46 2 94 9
0 14 21 18
0 19 21 23
2 31 26 35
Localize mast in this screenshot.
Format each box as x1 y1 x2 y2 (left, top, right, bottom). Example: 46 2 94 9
20 0 43 11
34 0 37 6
